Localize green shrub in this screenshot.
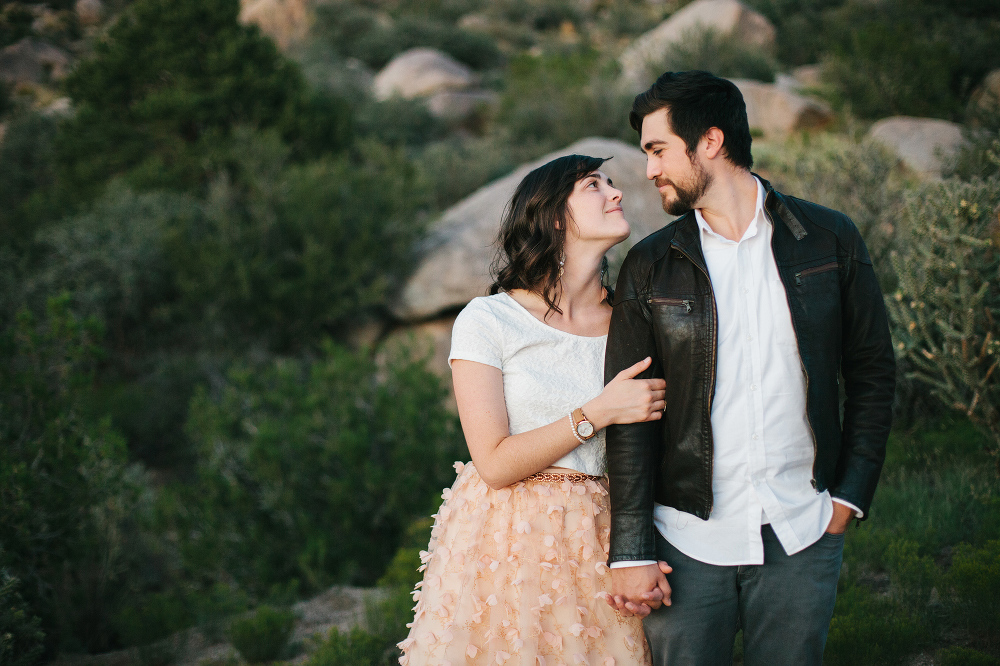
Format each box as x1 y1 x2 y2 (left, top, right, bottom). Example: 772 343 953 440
306 627 386 666
945 541 1000 639
314 3 502 70
824 585 926 665
55 0 351 202
162 133 427 352
936 646 1000 666
229 605 296 663
755 134 907 293
0 111 59 245
497 49 633 151
656 27 777 83
0 296 158 653
0 569 45 666
888 173 1000 462
170 340 463 594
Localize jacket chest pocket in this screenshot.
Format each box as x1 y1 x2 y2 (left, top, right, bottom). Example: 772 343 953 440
793 261 838 286
648 295 700 350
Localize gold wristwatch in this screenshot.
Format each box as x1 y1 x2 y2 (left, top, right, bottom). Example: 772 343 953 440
572 408 596 440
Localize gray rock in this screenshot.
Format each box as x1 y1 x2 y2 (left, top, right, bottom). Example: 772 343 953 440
733 78 833 138
75 0 104 26
391 137 672 322
425 89 499 122
619 0 775 89
969 69 1000 116
867 116 965 178
373 48 476 101
238 0 311 50
0 38 71 85
381 316 459 403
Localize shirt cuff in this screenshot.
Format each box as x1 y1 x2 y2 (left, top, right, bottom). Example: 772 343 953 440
832 497 864 519
609 560 658 569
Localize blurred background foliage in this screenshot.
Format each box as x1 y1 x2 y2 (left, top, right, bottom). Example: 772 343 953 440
0 0 999 662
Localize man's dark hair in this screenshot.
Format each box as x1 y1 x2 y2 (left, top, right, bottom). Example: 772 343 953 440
629 70 753 170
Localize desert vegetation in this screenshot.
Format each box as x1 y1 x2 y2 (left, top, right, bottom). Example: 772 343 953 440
1 0 999 663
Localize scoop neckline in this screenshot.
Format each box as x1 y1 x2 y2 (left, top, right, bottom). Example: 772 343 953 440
498 292 609 340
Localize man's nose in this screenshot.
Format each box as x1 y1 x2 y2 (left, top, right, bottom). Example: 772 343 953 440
646 158 659 181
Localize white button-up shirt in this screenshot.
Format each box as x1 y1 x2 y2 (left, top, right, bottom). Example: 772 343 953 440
613 178 859 568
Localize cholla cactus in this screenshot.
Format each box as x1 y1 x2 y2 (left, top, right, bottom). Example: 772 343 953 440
888 166 1000 465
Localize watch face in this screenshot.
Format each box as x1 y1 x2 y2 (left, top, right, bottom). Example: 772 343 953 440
578 420 595 438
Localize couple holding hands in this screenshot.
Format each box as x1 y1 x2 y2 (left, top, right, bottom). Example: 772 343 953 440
398 70 896 665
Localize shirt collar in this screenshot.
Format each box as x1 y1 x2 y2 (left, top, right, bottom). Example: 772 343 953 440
694 177 767 244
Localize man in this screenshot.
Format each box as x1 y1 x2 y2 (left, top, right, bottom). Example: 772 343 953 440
603 70 896 665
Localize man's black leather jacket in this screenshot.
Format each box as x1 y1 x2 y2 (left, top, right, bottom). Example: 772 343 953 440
604 177 896 563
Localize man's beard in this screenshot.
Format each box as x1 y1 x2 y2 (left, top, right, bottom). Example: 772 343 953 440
656 157 712 216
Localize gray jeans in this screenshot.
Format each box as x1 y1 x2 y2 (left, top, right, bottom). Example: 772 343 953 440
643 525 844 666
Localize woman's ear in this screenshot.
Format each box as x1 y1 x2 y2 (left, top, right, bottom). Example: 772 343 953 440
554 218 562 230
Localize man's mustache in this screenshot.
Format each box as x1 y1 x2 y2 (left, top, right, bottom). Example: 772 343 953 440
654 178 673 189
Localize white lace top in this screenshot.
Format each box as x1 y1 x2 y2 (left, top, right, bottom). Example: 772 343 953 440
448 292 608 476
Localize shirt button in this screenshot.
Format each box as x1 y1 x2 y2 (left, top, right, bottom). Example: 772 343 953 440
750 384 758 391
752 434 759 440
747 335 753 341
743 288 749 294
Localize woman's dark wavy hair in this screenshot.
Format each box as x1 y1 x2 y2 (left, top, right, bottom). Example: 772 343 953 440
489 154 608 317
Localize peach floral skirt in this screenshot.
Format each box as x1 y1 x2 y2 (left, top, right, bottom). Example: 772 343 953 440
397 461 651 666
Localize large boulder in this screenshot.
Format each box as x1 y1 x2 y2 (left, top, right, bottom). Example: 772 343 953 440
733 79 833 138
391 137 671 322
239 0 311 50
373 48 476 101
969 69 1000 116
425 89 499 122
619 0 776 89
0 38 71 85
867 116 965 178
75 0 104 26
380 316 459 402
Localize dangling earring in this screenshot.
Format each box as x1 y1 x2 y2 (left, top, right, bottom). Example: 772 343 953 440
558 252 566 278
600 256 609 288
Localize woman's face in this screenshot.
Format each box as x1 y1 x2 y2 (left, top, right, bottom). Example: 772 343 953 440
564 170 630 246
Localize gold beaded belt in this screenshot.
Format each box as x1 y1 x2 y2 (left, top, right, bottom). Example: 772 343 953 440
525 471 604 483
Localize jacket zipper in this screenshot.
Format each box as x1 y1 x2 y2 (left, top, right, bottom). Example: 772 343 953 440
648 297 694 313
794 261 838 286
667 242 717 513
767 209 821 487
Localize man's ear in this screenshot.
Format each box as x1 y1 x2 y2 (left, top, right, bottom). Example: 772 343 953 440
701 127 726 160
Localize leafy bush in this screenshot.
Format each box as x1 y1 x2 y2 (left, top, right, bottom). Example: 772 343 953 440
656 28 777 83
0 296 157 653
824 585 926 665
166 134 428 351
229 605 297 663
314 3 502 70
937 646 1000 666
0 111 59 245
0 569 45 666
169 341 463 595
755 135 906 293
945 541 1000 640
306 627 387 666
496 49 633 151
55 0 351 202
888 173 1000 463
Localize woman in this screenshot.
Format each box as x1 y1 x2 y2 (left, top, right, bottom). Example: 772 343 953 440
398 155 667 665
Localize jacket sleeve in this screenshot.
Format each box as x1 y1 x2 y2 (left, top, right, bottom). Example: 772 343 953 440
605 253 662 562
833 222 896 516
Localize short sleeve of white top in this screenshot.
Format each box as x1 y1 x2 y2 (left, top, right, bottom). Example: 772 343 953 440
448 292 608 477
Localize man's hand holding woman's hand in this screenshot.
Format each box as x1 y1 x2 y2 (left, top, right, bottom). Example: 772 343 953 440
606 561 673 618
584 357 666 429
